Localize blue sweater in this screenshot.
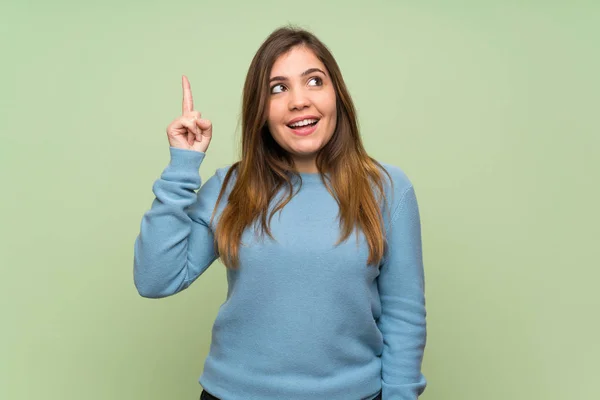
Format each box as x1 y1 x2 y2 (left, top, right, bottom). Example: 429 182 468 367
133 147 427 400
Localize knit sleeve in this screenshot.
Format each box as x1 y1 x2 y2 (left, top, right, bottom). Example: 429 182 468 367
377 184 428 399
133 147 223 298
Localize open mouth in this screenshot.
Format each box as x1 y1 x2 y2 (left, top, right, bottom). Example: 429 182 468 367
286 119 320 130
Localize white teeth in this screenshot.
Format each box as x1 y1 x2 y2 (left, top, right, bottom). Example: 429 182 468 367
288 118 318 128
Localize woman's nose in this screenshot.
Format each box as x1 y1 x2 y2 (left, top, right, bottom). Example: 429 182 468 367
288 89 311 110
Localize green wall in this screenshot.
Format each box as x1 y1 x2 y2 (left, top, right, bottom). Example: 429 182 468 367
2 1 598 399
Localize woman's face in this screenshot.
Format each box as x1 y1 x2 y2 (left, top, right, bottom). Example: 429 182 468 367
266 46 337 173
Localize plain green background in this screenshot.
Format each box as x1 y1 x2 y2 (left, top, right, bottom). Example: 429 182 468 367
2 1 598 399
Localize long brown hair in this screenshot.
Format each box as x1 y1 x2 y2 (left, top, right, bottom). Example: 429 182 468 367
210 25 394 269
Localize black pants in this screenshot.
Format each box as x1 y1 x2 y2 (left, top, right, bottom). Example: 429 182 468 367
200 389 382 400
200 389 219 400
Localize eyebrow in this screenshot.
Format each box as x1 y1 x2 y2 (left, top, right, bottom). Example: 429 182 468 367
269 68 327 83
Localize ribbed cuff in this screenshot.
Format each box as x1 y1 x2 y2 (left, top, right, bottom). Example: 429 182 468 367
168 146 206 170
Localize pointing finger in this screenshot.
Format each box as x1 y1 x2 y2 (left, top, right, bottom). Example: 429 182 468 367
182 75 194 114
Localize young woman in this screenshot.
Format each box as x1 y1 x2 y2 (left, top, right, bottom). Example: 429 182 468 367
134 26 427 400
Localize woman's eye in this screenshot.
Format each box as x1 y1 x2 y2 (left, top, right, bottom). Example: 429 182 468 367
308 77 323 86
271 84 286 94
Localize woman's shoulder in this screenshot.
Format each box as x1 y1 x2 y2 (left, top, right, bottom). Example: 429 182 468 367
214 163 238 182
371 160 419 222
375 160 414 193
204 162 239 188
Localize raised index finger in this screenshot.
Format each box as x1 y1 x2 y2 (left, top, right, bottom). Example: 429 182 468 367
182 75 194 114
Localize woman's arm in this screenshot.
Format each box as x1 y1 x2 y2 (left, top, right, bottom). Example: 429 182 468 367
377 184 428 399
133 147 223 298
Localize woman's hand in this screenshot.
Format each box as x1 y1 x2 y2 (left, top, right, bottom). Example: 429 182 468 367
166 75 213 153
